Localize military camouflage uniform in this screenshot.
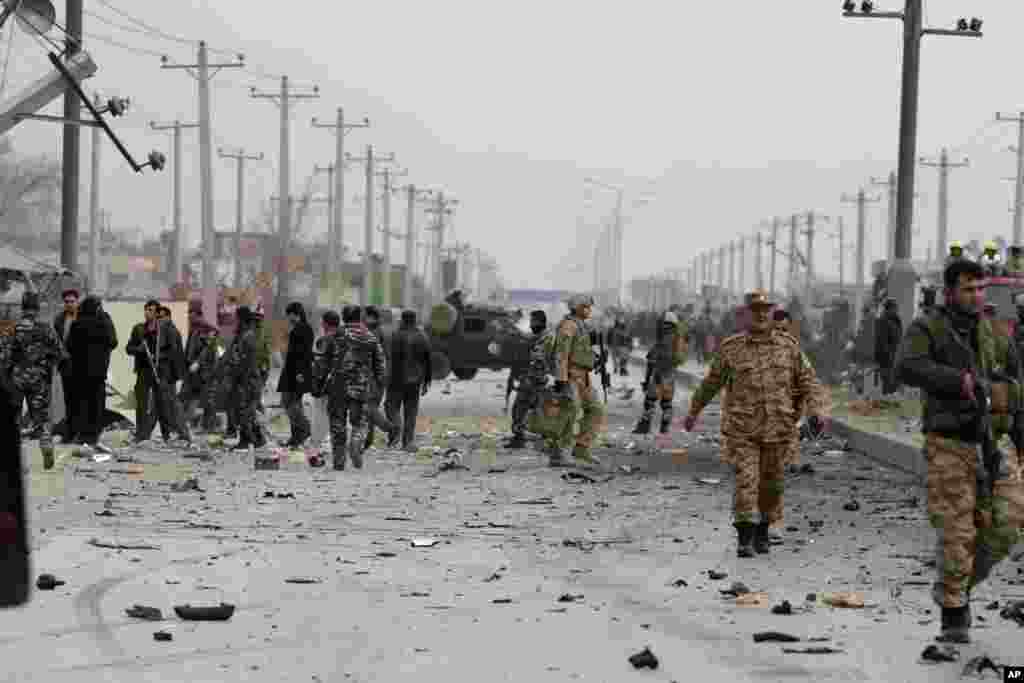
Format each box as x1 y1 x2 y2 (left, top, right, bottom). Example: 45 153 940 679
314 323 387 470
636 319 687 434
0 312 63 450
220 324 264 448
552 305 606 464
897 305 1021 615
180 321 221 432
688 327 829 538
510 328 552 440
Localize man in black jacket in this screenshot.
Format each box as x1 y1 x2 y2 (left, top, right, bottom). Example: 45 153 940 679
278 301 314 447
385 310 432 451
362 306 399 450
125 300 190 444
52 288 79 441
875 298 903 395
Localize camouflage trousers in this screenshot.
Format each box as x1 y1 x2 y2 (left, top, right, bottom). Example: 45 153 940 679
642 380 675 429
328 396 368 463
511 387 539 438
235 382 262 445
725 435 789 525
16 379 52 449
925 434 1018 609
552 371 606 456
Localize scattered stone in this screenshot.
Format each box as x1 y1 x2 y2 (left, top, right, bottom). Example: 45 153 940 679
557 593 584 603
961 655 1001 677
170 478 203 493
753 631 800 643
707 570 727 581
285 577 322 584
771 600 793 615
94 510 115 517
719 582 749 597
668 579 688 588
35 574 64 590
985 600 999 611
125 605 162 620
561 471 598 484
843 501 861 512
920 644 959 663
999 600 1024 626
628 647 658 670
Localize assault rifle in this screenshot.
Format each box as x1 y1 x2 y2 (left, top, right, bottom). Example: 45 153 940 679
597 330 610 404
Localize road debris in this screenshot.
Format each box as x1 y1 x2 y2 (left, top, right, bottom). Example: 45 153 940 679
483 572 503 583
720 582 749 597
771 600 794 615
753 631 800 643
492 598 514 604
843 501 861 512
695 477 721 486
920 644 959 663
562 471 599 484
961 655 1001 677
782 647 843 654
817 592 865 608
628 646 659 670
411 538 439 548
707 570 728 580
35 574 65 590
153 630 173 642
285 577 323 584
668 578 688 588
735 593 770 607
173 603 235 621
999 600 1024 626
125 605 163 620
557 593 584 603
515 498 554 505
88 538 160 551
170 478 203 493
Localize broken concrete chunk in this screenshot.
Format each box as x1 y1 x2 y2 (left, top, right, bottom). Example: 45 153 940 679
628 647 658 670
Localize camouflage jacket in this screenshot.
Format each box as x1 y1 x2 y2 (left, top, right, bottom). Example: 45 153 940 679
520 329 553 389
689 329 830 443
185 322 222 381
0 314 64 389
315 323 387 401
554 316 595 381
222 326 259 388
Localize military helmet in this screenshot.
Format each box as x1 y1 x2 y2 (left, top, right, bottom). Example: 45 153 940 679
984 240 998 252
663 311 679 325
743 288 773 309
566 293 595 309
949 240 962 251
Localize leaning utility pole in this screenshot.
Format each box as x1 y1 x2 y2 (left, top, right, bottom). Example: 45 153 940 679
88 94 101 293
346 146 397 305
997 112 1024 244
251 76 319 317
842 189 882 327
844 1 982 322
60 0 83 274
150 120 199 291
219 147 263 288
920 148 969 261
161 42 244 317
312 107 370 269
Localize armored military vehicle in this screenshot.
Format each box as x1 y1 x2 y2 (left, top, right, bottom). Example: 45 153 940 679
423 299 533 381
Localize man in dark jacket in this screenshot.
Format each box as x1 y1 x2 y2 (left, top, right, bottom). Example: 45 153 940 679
179 300 221 433
896 258 1022 644
52 288 79 441
67 296 118 447
385 310 432 451
220 305 266 450
875 298 903 395
278 301 314 447
362 306 398 450
125 299 190 444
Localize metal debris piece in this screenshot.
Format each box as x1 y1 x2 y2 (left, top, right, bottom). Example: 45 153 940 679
628 647 659 670
753 631 800 643
125 605 162 620
284 577 323 584
173 603 235 621
88 538 160 550
35 574 65 590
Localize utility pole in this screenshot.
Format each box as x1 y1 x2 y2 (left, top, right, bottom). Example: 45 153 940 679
738 235 746 294
402 185 433 310
161 42 244 319
842 189 882 328
788 214 799 295
870 172 897 263
251 76 319 316
313 162 336 291
838 216 845 296
424 194 459 304
88 94 101 294
754 230 764 290
728 240 736 296
312 107 370 269
150 120 199 292
376 166 408 307
219 147 263 288
717 245 726 292
60 0 83 275
997 112 1024 244
844 1 983 322
346 146 397 305
920 147 969 260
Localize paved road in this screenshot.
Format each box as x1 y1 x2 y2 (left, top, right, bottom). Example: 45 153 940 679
4 367 1024 681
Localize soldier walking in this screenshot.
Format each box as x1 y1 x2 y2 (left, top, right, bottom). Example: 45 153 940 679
633 311 687 435
607 318 631 377
361 306 398 451
179 300 221 432
549 294 606 468
219 306 266 450
385 310 433 452
1 292 63 469
315 305 387 470
278 302 314 447
506 310 552 449
897 259 1021 644
683 289 830 558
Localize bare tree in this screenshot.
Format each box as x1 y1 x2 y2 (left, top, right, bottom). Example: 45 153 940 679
0 140 60 248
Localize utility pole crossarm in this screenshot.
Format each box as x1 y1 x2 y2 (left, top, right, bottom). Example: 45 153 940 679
311 107 370 267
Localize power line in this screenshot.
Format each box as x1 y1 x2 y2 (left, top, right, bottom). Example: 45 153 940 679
91 0 194 46
83 30 176 59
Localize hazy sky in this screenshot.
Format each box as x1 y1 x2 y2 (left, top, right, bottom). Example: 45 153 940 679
2 0 1022 292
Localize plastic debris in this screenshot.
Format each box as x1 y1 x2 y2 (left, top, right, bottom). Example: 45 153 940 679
125 605 163 620
628 647 659 670
173 603 235 621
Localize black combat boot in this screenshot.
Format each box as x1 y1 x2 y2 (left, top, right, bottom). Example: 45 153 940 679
632 418 651 435
937 605 970 643
754 521 771 554
505 434 527 449
332 448 346 471
734 523 756 558
659 418 671 435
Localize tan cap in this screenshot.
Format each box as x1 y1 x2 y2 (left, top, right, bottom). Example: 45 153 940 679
744 289 773 308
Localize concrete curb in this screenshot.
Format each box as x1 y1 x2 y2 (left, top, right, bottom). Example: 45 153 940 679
654 353 927 482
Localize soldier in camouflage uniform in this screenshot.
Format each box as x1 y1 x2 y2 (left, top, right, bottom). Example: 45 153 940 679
684 289 830 558
219 306 266 450
0 292 64 469
314 305 387 470
550 294 606 468
896 258 1022 644
607 318 632 377
633 311 687 435
179 300 221 432
506 310 552 449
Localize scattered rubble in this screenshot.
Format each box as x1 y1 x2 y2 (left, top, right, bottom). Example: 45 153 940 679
125 605 163 620
173 603 235 621
35 574 64 590
920 644 959 663
627 647 658 670
753 631 800 643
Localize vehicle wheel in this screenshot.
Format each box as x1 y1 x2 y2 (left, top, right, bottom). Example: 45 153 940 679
431 352 451 381
452 367 478 381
